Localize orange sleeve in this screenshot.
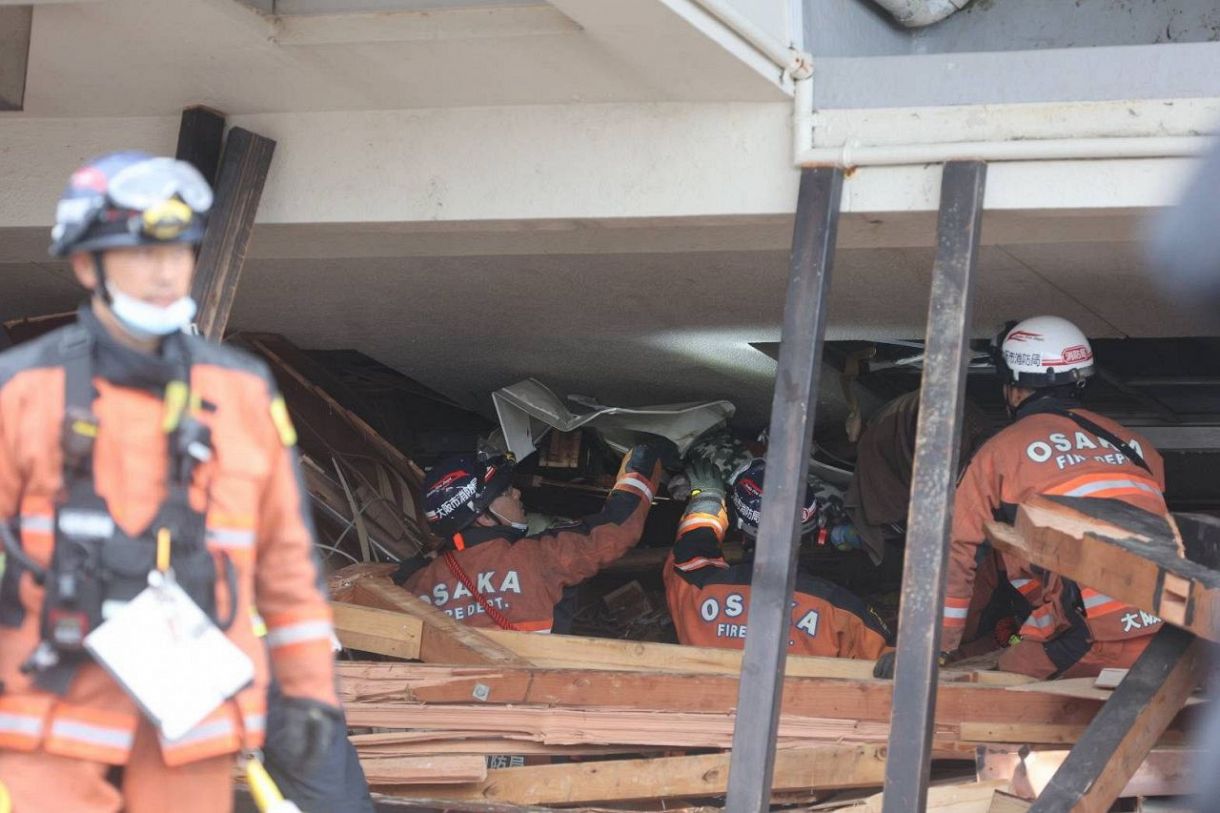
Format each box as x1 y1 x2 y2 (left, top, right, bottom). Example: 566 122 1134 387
846 617 891 660
520 460 661 599
942 449 998 652
252 388 337 706
0 377 25 519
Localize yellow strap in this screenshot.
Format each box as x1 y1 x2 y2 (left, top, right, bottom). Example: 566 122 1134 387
162 380 189 432
71 419 99 438
269 396 297 447
246 753 287 810
156 528 171 573
250 608 268 639
0 779 10 813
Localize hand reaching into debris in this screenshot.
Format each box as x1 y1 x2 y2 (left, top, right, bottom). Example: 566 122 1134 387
829 522 863 551
873 649 955 679
685 460 726 509
872 651 897 679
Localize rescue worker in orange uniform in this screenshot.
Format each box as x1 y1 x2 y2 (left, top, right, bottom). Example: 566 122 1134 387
879 316 1167 680
664 459 892 659
393 445 662 631
0 152 339 812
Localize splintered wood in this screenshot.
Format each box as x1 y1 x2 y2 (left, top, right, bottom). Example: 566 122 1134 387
329 495 1213 810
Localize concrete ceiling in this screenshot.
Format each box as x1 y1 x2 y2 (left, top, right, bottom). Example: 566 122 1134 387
1 224 1214 429
19 0 788 117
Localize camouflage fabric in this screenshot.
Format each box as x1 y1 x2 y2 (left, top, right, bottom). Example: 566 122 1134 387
684 428 850 533
685 429 754 484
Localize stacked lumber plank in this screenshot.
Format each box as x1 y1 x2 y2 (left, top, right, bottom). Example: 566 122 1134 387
329 539 1205 811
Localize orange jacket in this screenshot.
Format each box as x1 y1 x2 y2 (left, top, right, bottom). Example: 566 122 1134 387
398 461 660 632
663 500 892 659
0 312 336 767
943 401 1167 653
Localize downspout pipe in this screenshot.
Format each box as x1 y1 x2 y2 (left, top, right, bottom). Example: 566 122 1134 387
798 135 1209 168
867 0 972 28
681 0 815 161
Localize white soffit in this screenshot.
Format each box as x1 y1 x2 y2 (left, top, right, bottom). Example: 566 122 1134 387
275 0 530 12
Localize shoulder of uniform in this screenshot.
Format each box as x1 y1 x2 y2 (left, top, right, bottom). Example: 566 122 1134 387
0 323 87 389
795 573 892 637
184 336 275 386
979 414 1054 449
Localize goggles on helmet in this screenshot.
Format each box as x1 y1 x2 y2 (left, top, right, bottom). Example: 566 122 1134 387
108 157 214 214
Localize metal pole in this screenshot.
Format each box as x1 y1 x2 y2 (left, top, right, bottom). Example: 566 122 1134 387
725 166 844 812
881 160 987 813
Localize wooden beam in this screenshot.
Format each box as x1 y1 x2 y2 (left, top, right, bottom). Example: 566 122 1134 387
857 781 1009 813
236 335 433 553
479 626 877 678
385 745 887 805
350 731 661 758
0 7 31 111
1172 511 1220 569
337 565 876 677
959 721 1188 747
335 662 1108 730
175 106 226 184
342 702 894 750
1028 626 1207 813
978 746 1198 799
351 577 527 665
359 754 487 786
192 127 275 340
986 495 1220 641
240 334 426 486
989 793 1033 813
332 602 422 660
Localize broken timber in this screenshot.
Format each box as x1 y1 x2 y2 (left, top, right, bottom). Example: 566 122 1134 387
334 566 877 678
351 577 526 665
335 662 1110 732
386 745 888 806
1029 626 1208 813
332 603 423 661
175 106 226 185
978 745 1199 799
986 495 1220 641
192 127 275 340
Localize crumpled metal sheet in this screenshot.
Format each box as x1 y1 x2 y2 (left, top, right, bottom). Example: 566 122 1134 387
492 378 735 462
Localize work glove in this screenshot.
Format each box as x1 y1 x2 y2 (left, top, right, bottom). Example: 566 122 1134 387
685 460 726 509
873 650 954 679
273 696 344 774
829 523 863 552
618 438 673 480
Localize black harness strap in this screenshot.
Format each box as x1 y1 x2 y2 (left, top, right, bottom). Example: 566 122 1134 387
1041 407 1152 475
27 331 237 694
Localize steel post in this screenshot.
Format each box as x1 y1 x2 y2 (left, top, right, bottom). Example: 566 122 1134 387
881 160 987 813
725 166 844 812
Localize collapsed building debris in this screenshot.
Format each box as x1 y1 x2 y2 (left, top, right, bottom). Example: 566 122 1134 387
216 333 1213 811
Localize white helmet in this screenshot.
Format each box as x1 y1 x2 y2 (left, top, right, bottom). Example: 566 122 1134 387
998 315 1094 387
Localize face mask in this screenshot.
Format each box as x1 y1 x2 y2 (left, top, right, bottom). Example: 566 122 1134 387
106 282 197 340
489 506 528 532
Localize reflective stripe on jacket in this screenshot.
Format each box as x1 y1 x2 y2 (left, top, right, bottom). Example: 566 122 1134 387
401 464 661 631
943 405 1167 651
664 500 892 660
0 316 336 766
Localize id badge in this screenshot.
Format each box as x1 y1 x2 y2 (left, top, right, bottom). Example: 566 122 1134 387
84 570 254 741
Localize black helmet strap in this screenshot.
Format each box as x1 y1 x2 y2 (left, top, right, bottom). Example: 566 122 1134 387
91 251 113 306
